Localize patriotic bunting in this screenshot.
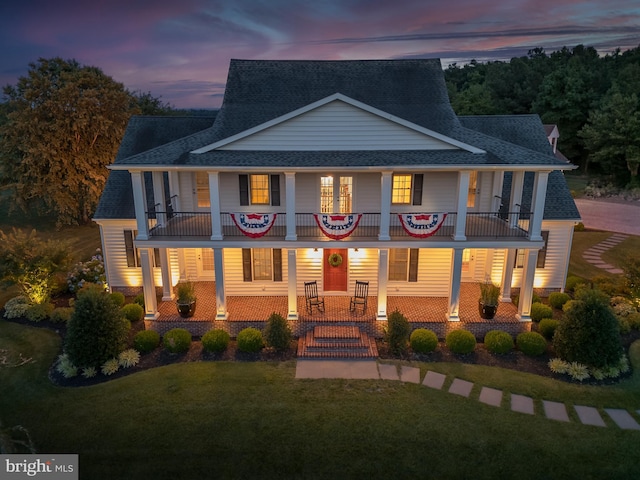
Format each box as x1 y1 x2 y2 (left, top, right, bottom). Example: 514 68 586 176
231 213 277 238
314 213 362 240
398 213 447 238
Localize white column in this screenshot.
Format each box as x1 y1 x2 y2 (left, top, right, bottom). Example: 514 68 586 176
287 249 298 320
379 172 392 241
140 248 158 320
152 171 166 226
500 248 515 302
208 171 223 240
517 249 538 321
448 248 464 321
213 248 227 319
159 248 174 301
168 171 181 211
130 170 149 240
491 171 504 212
528 171 550 241
377 249 389 320
285 172 297 241
508 171 524 229
454 171 470 241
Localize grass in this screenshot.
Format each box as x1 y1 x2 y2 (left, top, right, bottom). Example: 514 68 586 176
563 171 591 198
568 230 622 280
2 319 640 479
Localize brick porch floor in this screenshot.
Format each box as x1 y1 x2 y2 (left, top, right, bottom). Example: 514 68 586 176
154 281 520 330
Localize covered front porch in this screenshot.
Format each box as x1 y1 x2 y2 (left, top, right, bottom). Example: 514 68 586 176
148 282 528 339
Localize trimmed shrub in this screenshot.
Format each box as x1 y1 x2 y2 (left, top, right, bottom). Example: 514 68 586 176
627 312 640 330
25 302 54 322
109 291 126 307
133 330 160 353
553 288 623 369
530 303 553 323
516 331 547 356
565 275 586 293
549 292 571 309
133 293 145 308
538 318 560 340
202 329 230 353
65 284 128 368
50 307 74 324
445 330 476 354
384 309 411 355
237 327 264 353
121 303 144 323
263 312 293 352
484 330 514 354
512 292 542 307
2 296 30 319
410 328 438 354
163 328 192 353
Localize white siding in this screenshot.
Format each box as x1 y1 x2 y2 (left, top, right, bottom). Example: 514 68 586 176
387 248 452 296
219 101 460 151
294 173 318 212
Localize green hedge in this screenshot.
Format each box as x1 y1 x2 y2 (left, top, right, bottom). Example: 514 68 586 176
484 330 514 354
237 327 264 353
202 329 230 353
133 330 160 353
516 332 547 356
410 328 438 353
163 328 192 353
445 330 476 354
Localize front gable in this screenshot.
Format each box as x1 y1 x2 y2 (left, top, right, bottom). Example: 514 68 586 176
193 94 483 153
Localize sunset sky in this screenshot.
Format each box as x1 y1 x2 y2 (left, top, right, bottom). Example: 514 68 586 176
1 0 639 108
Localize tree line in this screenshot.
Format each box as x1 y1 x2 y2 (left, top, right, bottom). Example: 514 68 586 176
0 49 638 227
445 44 640 186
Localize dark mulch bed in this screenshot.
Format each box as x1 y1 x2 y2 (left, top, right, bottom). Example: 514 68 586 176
5 315 637 388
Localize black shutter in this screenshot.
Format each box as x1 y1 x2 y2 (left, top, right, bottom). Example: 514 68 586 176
537 231 549 268
412 174 423 206
239 175 249 206
273 249 282 282
270 174 281 206
408 248 419 282
124 230 137 267
242 248 252 282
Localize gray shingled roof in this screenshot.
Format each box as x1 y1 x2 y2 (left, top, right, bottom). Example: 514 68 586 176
459 115 580 220
95 60 578 220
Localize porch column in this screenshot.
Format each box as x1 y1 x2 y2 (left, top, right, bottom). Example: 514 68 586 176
130 170 149 240
152 171 166 226
377 248 389 320
159 248 174 301
517 249 538 321
491 171 504 213
528 171 550 241
508 171 524 229
379 172 392 241
285 172 297 241
168 171 181 211
208 171 223 240
448 248 464 321
500 248 515 302
453 171 470 241
287 249 298 320
213 248 227 320
140 248 158 319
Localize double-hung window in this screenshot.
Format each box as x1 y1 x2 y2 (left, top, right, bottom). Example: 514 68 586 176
391 174 423 205
242 248 283 282
124 230 161 267
388 248 419 282
515 231 549 269
239 174 281 206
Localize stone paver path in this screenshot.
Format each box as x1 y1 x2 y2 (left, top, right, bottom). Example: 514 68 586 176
295 361 640 430
581 233 628 274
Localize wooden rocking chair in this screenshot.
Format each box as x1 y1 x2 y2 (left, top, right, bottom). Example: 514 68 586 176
349 280 369 314
304 281 325 314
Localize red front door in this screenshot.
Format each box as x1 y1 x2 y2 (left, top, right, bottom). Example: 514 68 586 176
323 248 348 292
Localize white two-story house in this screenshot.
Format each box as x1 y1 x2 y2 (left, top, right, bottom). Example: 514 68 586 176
93 59 579 338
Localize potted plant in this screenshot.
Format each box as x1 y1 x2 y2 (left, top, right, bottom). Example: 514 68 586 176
176 281 196 318
479 280 500 320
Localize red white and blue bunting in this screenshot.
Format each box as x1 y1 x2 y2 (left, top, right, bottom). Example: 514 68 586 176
231 213 277 238
314 213 362 240
398 213 447 238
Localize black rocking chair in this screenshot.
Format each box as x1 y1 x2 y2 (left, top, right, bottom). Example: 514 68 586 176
304 281 325 314
349 280 369 314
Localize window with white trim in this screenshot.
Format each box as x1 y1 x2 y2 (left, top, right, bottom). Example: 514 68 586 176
242 248 282 282
388 248 419 282
391 174 423 205
515 231 549 269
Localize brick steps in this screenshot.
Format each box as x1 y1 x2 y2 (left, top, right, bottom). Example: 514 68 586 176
297 325 378 359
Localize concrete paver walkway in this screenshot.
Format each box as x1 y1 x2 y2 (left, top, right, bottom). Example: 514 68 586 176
295 361 640 430
581 233 628 275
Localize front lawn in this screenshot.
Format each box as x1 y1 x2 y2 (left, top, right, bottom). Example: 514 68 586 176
1 320 639 479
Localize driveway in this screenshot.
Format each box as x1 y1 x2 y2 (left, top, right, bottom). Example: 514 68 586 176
574 198 640 235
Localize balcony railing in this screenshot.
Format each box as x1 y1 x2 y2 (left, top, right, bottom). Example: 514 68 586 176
145 211 531 240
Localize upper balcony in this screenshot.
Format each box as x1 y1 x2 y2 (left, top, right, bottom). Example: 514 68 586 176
144 210 532 242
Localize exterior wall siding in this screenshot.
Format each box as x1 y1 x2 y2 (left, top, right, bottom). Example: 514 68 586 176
219 101 459 151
